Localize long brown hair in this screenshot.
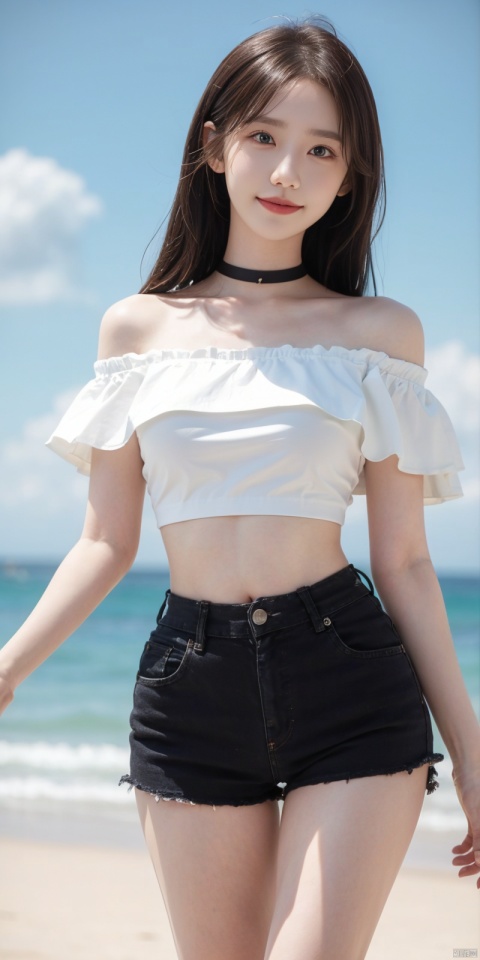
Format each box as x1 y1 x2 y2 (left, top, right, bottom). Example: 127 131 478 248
139 17 386 297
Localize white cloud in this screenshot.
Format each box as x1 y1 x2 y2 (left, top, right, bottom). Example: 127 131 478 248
0 389 86 510
0 148 103 305
425 341 479 507
425 340 480 438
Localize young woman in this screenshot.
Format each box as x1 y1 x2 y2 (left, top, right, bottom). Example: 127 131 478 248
1 18 479 960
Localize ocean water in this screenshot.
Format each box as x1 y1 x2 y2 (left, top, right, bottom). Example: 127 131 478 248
0 562 478 840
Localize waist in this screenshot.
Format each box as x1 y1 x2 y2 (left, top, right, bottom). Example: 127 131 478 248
156 563 374 640
161 514 348 602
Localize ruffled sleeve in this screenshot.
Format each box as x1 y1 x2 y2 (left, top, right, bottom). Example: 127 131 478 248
45 356 147 474
353 355 464 503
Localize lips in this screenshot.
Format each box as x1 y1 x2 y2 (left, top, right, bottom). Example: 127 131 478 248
257 197 303 215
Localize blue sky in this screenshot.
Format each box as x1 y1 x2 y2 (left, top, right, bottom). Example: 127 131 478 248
1 0 479 572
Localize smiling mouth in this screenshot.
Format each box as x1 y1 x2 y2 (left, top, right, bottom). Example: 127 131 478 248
257 197 303 214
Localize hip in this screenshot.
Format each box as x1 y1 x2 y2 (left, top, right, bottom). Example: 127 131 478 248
128 562 444 798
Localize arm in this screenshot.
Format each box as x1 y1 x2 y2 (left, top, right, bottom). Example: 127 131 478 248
362 300 479 766
0 432 146 712
364 453 480 771
364 303 480 882
365 454 480 882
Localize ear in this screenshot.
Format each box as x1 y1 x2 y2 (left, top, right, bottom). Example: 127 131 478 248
203 121 225 174
336 175 351 197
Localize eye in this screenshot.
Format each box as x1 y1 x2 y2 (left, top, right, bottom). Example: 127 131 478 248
310 145 335 158
250 131 275 145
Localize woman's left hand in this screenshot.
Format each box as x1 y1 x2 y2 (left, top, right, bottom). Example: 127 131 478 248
451 765 480 888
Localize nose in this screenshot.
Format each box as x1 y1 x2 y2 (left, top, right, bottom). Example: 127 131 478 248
270 152 300 190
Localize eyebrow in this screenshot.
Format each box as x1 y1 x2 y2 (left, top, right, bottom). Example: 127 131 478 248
250 115 342 142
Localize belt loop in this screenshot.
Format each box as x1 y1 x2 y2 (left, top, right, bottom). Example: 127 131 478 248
353 567 375 595
295 585 326 633
194 600 209 654
156 590 170 624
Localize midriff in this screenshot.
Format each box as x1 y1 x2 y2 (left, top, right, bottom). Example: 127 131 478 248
160 514 350 603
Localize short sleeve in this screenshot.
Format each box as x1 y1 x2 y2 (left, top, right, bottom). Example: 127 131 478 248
45 357 147 474
353 355 465 503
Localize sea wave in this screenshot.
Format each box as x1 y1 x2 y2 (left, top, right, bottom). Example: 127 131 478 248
0 740 465 832
0 740 129 770
0 777 134 804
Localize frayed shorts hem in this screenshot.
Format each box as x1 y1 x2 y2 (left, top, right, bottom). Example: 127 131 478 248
118 756 442 808
282 757 443 799
118 775 281 807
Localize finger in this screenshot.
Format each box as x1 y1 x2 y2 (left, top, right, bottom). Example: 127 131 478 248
456 863 480 878
453 851 477 865
452 853 473 865
452 844 472 856
452 834 473 853
473 834 480 866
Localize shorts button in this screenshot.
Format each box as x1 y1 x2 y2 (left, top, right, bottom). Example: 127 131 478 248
252 608 268 625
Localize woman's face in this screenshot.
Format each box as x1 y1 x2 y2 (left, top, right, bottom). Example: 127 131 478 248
205 78 350 244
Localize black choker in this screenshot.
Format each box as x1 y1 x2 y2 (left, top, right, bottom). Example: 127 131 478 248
216 260 307 284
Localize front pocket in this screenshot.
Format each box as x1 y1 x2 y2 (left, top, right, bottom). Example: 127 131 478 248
326 594 405 659
136 627 195 687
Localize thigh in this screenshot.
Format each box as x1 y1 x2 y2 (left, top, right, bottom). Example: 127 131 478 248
135 788 281 960
265 765 427 960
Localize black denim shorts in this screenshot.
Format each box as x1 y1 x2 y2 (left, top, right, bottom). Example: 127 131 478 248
118 563 444 807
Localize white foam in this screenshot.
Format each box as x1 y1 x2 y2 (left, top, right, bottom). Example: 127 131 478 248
0 777 134 804
0 741 463 832
0 740 129 770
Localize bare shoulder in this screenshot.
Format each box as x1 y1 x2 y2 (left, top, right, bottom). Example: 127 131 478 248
97 293 168 360
350 295 425 365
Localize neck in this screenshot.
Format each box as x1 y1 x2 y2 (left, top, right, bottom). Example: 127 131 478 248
217 261 307 285
222 217 304 272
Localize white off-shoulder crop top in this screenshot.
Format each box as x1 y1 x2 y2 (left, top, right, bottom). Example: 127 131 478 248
46 344 464 529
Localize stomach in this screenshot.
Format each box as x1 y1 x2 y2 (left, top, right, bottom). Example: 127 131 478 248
160 514 350 603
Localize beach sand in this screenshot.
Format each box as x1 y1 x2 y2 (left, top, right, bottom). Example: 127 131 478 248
0 832 478 960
